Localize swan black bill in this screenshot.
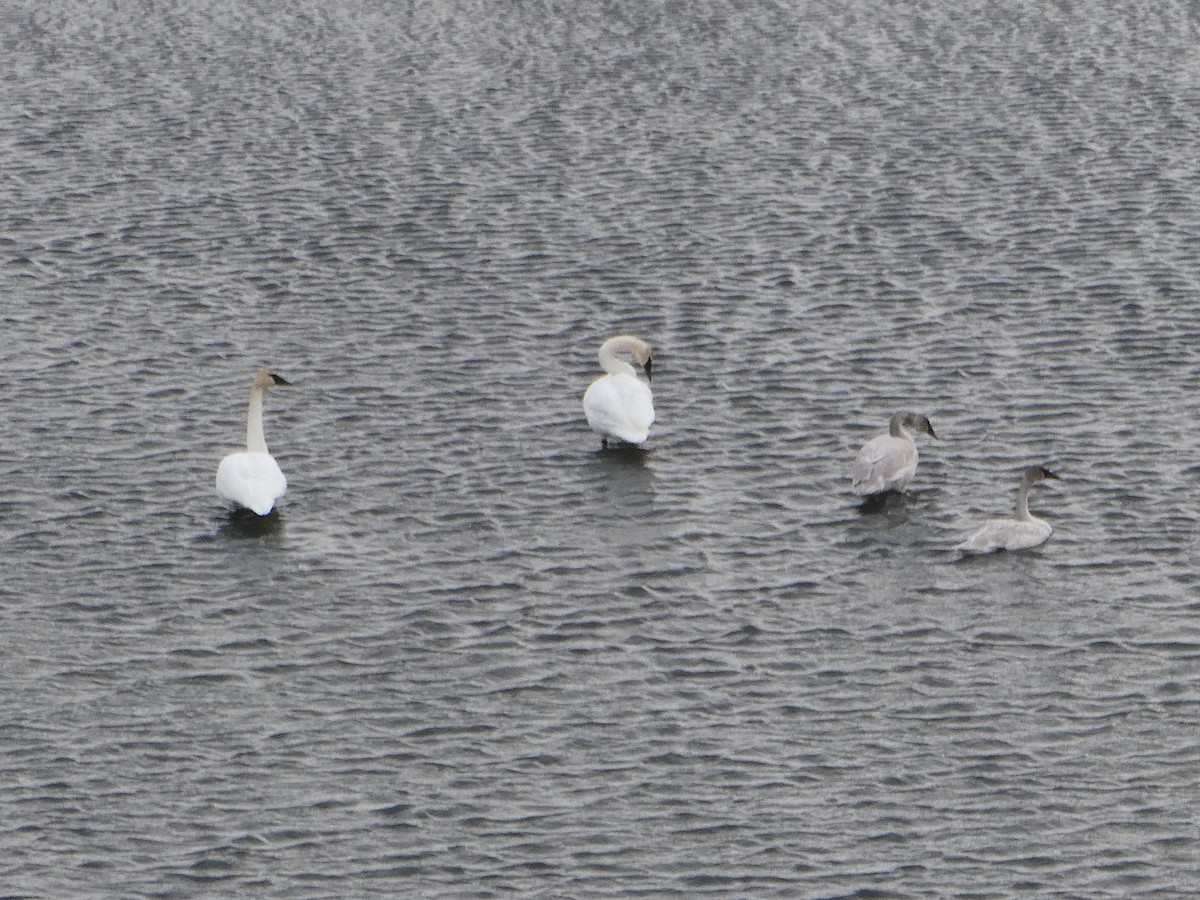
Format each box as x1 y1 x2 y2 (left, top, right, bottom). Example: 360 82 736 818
270 373 292 386
643 359 653 381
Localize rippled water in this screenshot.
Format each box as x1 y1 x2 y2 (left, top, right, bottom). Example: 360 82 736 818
3 0 1200 896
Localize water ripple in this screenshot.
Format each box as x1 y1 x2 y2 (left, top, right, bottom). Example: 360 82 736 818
2 0 1200 896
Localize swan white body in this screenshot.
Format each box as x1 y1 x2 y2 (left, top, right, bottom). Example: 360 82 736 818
583 335 654 446
851 412 937 496
957 465 1059 553
216 368 290 515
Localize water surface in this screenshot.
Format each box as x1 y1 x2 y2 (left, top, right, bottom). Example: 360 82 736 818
2 0 1200 896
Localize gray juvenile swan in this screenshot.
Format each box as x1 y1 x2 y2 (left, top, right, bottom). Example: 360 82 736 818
956 465 1060 553
582 335 654 448
216 367 291 515
850 411 938 496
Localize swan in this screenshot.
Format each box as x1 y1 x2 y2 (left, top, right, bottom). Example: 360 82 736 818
850 411 938 496
583 335 655 448
216 367 291 515
956 465 1060 553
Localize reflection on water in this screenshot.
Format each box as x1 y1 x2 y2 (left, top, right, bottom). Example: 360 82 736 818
585 446 657 537
216 508 286 540
591 443 652 467
855 490 909 517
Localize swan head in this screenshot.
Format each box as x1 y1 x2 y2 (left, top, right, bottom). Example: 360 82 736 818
598 335 653 380
904 413 937 440
890 411 936 439
253 367 291 390
1025 464 1059 484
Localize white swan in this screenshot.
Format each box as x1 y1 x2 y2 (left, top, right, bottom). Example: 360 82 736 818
583 335 655 448
956 465 1060 553
216 367 291 515
850 411 938 496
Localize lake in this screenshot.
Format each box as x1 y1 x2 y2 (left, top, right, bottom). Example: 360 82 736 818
2 0 1199 895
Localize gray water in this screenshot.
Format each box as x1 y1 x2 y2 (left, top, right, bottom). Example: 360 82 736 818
3 0 1200 896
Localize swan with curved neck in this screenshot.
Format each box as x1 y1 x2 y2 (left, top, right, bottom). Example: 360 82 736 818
956 465 1060 553
582 335 654 448
216 368 291 515
850 411 938 496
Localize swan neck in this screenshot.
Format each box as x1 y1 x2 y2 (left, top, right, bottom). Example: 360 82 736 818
1014 483 1032 521
246 386 269 454
888 413 909 439
599 344 638 378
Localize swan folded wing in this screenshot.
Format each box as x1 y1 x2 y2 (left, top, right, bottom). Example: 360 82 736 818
851 436 916 494
216 452 287 515
956 518 1051 553
583 375 654 444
